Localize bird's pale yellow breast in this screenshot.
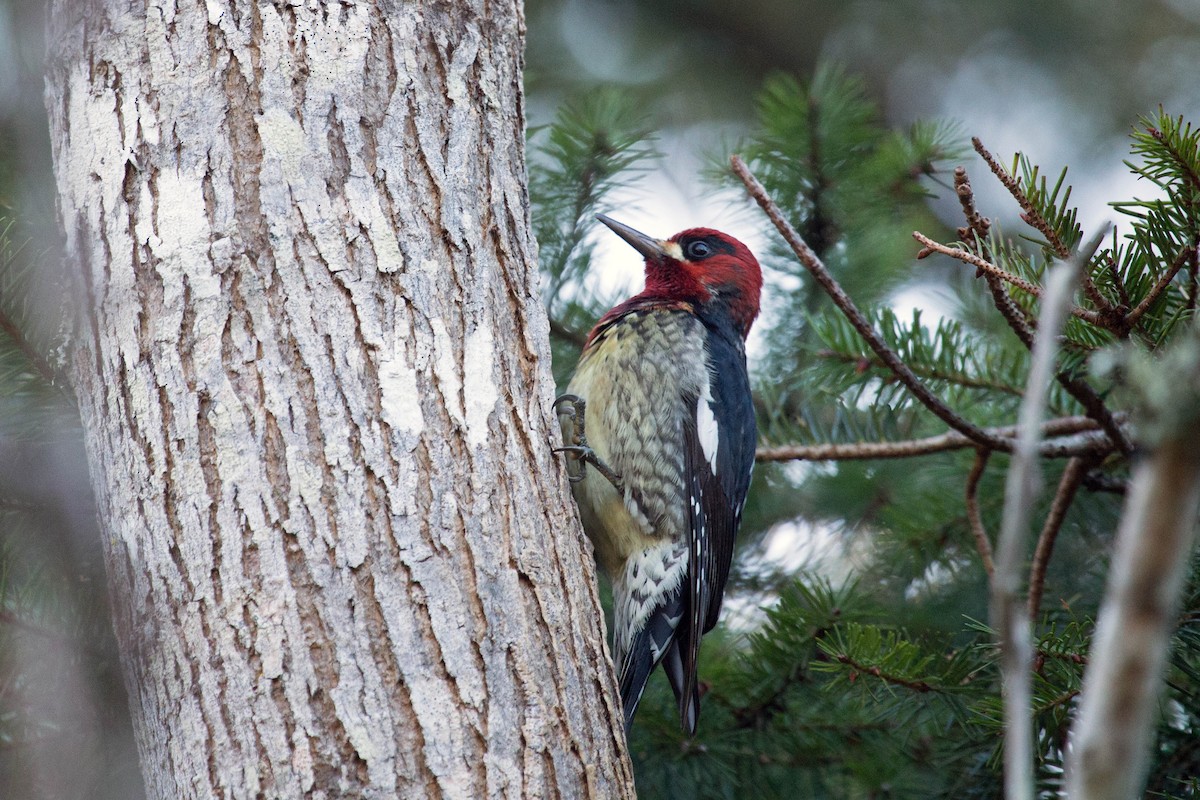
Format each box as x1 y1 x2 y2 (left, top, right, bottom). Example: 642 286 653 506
563 309 708 576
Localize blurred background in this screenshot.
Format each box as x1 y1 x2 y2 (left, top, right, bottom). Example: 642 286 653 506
526 0 1199 257
0 0 1197 797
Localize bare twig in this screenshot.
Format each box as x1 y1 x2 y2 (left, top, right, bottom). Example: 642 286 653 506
994 230 1103 800
914 233 1044 298
972 137 1113 314
754 415 1122 463
914 233 1105 326
985 275 1039 345
1057 373 1134 456
1027 456 1091 621
953 166 991 246
953 167 1040 347
731 154 1008 451
1123 245 1194 331
1081 471 1127 495
966 449 995 580
1188 246 1198 314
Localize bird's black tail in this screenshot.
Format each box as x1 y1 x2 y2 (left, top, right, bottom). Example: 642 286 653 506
662 637 700 736
617 586 702 735
618 587 687 732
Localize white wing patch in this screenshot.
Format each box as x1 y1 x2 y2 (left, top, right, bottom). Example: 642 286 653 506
696 379 719 475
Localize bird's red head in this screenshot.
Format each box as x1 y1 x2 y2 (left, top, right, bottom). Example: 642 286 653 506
597 215 763 339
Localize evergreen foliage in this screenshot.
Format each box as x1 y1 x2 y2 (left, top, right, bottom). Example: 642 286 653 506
534 68 1200 797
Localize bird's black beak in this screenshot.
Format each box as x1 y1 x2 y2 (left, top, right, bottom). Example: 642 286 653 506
596 214 671 262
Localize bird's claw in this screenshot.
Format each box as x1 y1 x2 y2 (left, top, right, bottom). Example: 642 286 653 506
551 445 592 483
553 395 624 491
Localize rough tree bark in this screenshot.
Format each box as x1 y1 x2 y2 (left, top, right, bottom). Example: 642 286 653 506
44 1 635 797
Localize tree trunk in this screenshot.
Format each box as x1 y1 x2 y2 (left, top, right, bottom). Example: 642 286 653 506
44 1 635 797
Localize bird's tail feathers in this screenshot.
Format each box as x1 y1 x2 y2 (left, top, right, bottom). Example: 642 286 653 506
662 637 700 735
616 587 685 731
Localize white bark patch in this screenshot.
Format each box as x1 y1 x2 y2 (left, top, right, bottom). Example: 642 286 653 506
379 355 424 437
428 316 465 424
463 323 497 448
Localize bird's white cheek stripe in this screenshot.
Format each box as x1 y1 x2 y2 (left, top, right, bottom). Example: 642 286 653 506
697 382 719 474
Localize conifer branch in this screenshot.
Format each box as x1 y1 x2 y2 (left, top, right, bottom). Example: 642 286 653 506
913 233 1104 326
914 233 1042 296
1146 124 1200 192
1123 245 1194 331
833 653 936 693
0 305 68 390
754 415 1120 462
732 154 1009 451
1027 456 1091 621
954 167 1041 347
943 167 1134 455
972 137 1113 314
815 349 1027 398
953 166 991 246
966 448 995 580
1103 248 1131 311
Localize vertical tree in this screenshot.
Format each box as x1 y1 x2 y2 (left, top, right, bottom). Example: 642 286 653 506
43 1 634 797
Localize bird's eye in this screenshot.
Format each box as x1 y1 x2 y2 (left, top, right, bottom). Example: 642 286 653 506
685 240 713 259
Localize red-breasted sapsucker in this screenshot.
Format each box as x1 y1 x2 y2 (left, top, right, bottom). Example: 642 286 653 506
557 214 762 735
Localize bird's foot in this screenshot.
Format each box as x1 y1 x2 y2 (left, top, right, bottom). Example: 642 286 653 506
553 394 624 491
553 445 625 492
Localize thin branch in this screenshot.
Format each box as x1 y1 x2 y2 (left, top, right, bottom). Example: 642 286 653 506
966 448 995 580
914 233 1104 326
816 349 1027 397
755 415 1122 463
1082 471 1127 495
731 154 1009 451
972 137 1113 314
994 229 1103 800
954 166 1040 347
1027 456 1091 621
1056 372 1134 455
834 653 935 693
0 309 68 389
1124 245 1194 331
984 271 1038 348
953 166 991 246
1188 245 1198 314
915 233 1043 297
945 165 1134 455
1147 124 1200 192
1037 647 1087 667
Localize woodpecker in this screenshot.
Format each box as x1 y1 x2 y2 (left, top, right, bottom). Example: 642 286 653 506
557 214 761 735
